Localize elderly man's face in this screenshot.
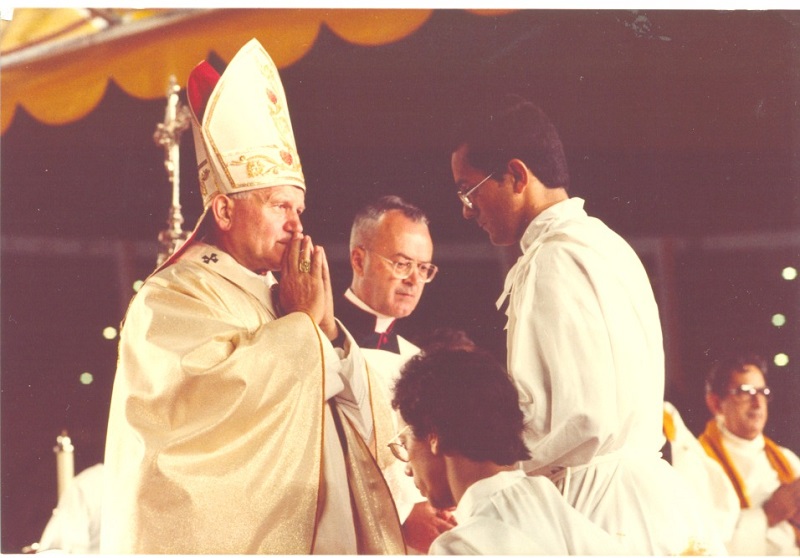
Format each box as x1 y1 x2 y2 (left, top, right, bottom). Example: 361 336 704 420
714 365 770 440
219 185 305 274
353 210 433 318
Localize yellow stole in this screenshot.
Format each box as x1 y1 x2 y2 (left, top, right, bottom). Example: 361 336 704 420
699 419 800 544
663 409 677 443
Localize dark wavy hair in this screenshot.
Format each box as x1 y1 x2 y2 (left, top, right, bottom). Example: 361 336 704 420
391 348 531 465
706 352 768 397
452 94 569 190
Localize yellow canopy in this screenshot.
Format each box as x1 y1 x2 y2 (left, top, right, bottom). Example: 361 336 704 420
0 8 512 134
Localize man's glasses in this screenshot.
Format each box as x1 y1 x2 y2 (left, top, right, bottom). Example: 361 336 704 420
457 172 494 210
387 425 410 462
728 384 772 402
363 248 438 283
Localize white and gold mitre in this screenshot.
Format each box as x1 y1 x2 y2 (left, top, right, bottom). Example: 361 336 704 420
187 38 305 210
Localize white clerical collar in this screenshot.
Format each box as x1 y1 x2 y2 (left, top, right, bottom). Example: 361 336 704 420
453 469 525 524
344 288 395 333
718 421 765 452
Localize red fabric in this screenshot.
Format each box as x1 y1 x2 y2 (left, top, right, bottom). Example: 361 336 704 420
187 61 220 121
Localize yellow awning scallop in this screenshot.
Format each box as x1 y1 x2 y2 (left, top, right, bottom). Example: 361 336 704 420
1 9 511 134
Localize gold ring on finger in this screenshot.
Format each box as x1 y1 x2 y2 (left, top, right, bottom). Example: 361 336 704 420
299 259 311 273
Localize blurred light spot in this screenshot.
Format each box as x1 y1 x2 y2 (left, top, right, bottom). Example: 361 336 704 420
80 372 94 385
774 353 789 367
771 314 786 327
133 280 144 292
102 326 118 340
782 267 797 281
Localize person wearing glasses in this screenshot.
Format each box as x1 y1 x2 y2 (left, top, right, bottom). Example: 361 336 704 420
336 195 456 553
389 347 624 555
449 94 724 554
699 352 800 555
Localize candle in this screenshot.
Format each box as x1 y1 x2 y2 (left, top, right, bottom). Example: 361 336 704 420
53 431 74 499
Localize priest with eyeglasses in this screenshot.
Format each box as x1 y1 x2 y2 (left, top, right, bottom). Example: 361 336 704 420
336 195 456 553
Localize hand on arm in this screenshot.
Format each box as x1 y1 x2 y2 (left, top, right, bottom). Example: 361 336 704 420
402 501 457 554
763 480 800 527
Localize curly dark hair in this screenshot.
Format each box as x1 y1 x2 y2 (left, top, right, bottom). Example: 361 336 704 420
391 348 531 465
451 94 569 190
706 352 769 397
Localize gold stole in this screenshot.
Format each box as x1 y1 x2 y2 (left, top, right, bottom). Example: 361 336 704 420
699 419 800 544
663 409 677 443
321 352 405 554
335 404 406 554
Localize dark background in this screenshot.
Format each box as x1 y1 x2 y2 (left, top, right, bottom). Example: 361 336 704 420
2 9 799 552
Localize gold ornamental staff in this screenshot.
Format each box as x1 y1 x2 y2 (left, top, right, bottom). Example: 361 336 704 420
153 75 191 267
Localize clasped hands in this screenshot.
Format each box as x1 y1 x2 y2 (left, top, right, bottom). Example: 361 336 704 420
274 232 339 341
764 477 800 528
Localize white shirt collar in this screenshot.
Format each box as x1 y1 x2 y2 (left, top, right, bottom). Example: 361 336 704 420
453 469 526 524
344 288 395 333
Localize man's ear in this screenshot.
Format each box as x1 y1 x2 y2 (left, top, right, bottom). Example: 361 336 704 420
351 246 366 276
507 158 531 193
428 432 440 456
705 391 722 416
211 194 234 231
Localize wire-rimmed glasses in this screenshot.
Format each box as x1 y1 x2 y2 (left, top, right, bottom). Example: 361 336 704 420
363 249 438 283
387 425 410 462
457 172 494 210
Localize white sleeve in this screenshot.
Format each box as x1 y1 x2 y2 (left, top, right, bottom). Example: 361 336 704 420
38 465 103 554
727 507 799 556
428 531 481 555
322 321 373 444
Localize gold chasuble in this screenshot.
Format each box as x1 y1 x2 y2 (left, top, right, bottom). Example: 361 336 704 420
101 244 403 554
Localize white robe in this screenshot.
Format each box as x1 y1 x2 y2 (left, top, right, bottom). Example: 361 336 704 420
38 463 104 554
429 470 626 555
500 197 724 554
717 425 800 556
664 402 740 544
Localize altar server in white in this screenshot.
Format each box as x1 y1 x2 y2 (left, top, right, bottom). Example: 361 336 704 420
449 94 724 554
391 348 626 555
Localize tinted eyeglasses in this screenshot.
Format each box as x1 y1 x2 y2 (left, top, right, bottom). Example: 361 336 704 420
727 384 772 402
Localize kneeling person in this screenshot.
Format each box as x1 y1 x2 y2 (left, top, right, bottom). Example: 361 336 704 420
390 348 625 555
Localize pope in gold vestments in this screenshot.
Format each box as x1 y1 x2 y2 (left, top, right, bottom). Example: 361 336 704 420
100 38 403 554
101 242 404 554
